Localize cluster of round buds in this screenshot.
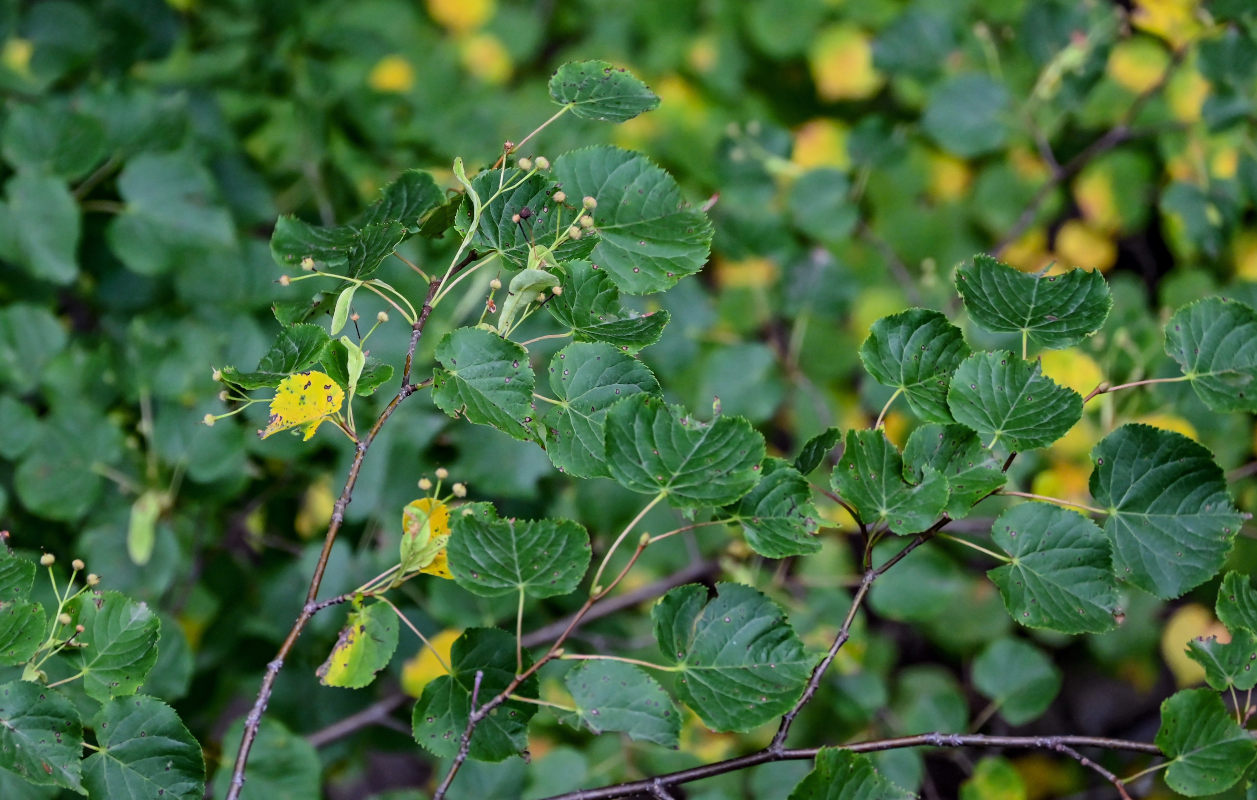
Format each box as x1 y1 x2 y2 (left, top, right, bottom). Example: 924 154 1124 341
517 157 533 171
535 156 550 170
567 226 582 240
582 196 597 210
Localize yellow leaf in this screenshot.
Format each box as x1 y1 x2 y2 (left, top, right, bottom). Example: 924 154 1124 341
1132 0 1204 50
257 371 344 440
808 25 882 102
1055 219 1117 273
295 474 336 539
1106 36 1170 93
713 256 778 290
1001 227 1052 273
1167 62 1211 122
1039 349 1104 399
426 0 494 33
792 118 850 171
459 32 512 85
1232 229 1257 281
1 38 32 74
368 55 415 93
1162 603 1226 687
401 629 460 697
1132 412 1198 441
401 498 453 578
926 151 972 202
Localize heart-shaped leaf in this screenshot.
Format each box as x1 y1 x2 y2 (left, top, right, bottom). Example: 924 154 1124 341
75 590 161 702
220 323 330 390
316 600 399 689
1186 628 1257 691
83 696 205 800
902 423 1005 519
831 429 949 534
860 308 969 422
787 748 914 800
1164 297 1257 412
971 638 1061 725
561 660 680 747
1157 689 1257 796
549 60 660 122
432 327 539 442
947 351 1082 452
1216 571 1257 634
723 458 821 558
447 504 590 599
0 682 83 791
547 261 670 352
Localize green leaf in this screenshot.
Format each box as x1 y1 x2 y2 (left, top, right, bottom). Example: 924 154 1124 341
902 423 1005 519
107 152 236 276
270 216 405 280
653 583 814 732
947 351 1082 452
330 284 355 336
554 146 713 294
0 548 35 602
891 666 969 734
2 104 105 179
75 590 161 702
787 748 913 800
457 171 594 270
549 60 660 122
83 696 204 800
0 600 44 666
316 600 399 689
3 171 80 284
0 303 67 394
447 505 590 598
986 503 1118 634
831 429 948 534
0 395 40 459
220 323 331 389
1090 424 1243 599
860 309 970 423
562 661 680 747
971 639 1061 726
0 682 83 792
1186 628 1257 691
357 169 443 228
320 338 393 397
794 427 842 475
961 757 1026 800
543 341 660 478
15 407 122 523
127 489 163 567
497 267 560 335
922 74 1011 158
956 256 1112 351
604 395 765 507
1164 297 1257 412
724 458 821 558
211 718 320 800
1157 689 1257 796
546 261 670 352
432 327 539 441
1217 571 1257 634
788 169 858 244
411 628 538 761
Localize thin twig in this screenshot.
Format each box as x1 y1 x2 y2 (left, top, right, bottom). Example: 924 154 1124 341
1055 742 1133 800
306 693 409 748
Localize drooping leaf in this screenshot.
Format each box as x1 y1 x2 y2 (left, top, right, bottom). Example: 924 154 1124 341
553 146 713 294
82 695 205 800
724 458 821 558
986 503 1118 634
1156 689 1257 796
604 395 765 507
653 583 814 732
0 599 43 666
947 351 1082 452
956 255 1112 352
1186 628 1257 691
1216 571 1257 634
456 170 594 269
433 327 539 442
356 169 444 229
1090 424 1243 599
859 309 969 422
126 488 163 566
400 498 453 579
787 748 914 800
270 216 406 280
448 504 590 599
546 261 670 352
75 590 161 702
543 341 660 478
320 338 394 397
316 600 400 689
257 371 344 441
411 628 538 761
211 718 320 800
561 660 680 747
220 323 331 389
794 427 842 475
831 429 948 534
549 60 660 122
0 682 83 792
971 638 1061 725
1164 297 1257 412
902 423 1005 519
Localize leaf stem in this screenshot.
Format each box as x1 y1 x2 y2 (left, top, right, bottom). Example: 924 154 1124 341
519 331 575 347
516 588 526 677
558 653 677 672
874 388 902 430
492 105 572 170
936 533 1009 563
1082 374 1191 403
589 492 666 594
998 489 1106 516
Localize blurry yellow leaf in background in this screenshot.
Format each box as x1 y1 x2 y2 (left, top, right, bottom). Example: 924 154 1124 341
368 55 415 93
426 0 494 34
809 25 882 102
401 629 460 696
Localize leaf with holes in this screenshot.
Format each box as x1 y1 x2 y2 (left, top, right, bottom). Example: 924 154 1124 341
546 261 670 352
1157 689 1257 796
902 423 1005 519
971 638 1061 725
553 146 713 294
956 255 1111 351
432 327 540 442
604 395 764 507
549 60 659 122
543 341 660 477
723 458 821 558
0 599 43 666
787 748 914 800
316 600 399 689
860 309 969 423
1186 628 1257 692
653 583 814 732
561 660 680 747
947 351 1082 452
987 503 1118 634
794 427 842 475
0 548 34 602
74 590 161 702
831 429 948 534
411 628 538 761
256 370 344 441
1164 297 1257 412
0 682 83 791
83 695 204 800
1090 424 1243 599
447 504 590 599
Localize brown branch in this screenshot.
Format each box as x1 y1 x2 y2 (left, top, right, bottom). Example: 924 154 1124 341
306 692 409 748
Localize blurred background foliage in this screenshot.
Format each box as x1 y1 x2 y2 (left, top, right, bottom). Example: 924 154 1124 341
1 0 1256 797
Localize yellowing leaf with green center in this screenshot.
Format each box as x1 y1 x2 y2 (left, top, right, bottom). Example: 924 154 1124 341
316 599 399 689
400 498 453 579
257 371 343 440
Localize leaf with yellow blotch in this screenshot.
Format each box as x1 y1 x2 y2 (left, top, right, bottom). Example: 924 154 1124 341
316 598 399 689
400 498 453 578
257 371 344 440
